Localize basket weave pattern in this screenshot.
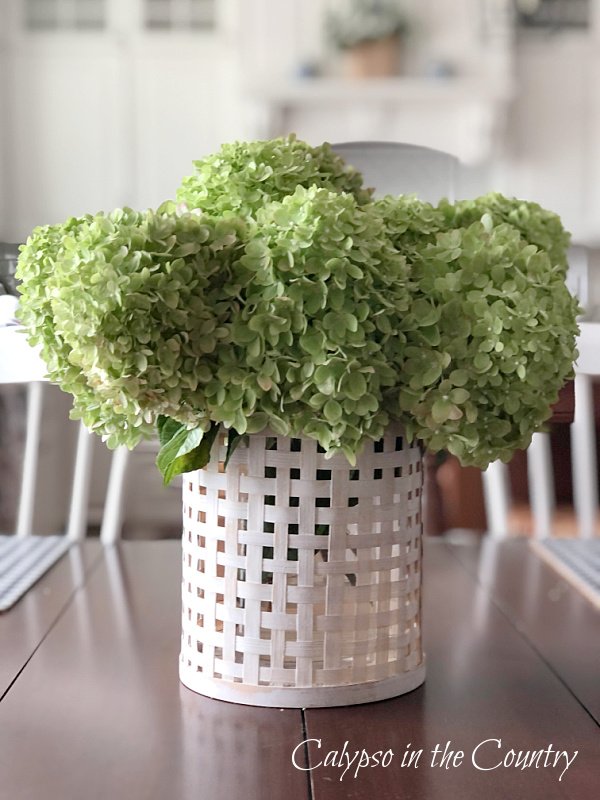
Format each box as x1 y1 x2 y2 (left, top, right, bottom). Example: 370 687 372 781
180 425 424 706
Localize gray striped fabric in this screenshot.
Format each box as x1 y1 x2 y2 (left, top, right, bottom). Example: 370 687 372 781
0 535 71 611
540 538 600 599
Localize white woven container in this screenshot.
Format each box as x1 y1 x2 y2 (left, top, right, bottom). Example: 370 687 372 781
179 425 425 707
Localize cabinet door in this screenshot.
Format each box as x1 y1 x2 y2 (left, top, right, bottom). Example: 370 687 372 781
506 33 591 241
0 0 231 241
3 38 126 239
130 34 234 210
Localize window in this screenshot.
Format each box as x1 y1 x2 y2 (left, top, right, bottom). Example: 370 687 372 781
24 0 106 30
144 0 215 30
515 0 590 29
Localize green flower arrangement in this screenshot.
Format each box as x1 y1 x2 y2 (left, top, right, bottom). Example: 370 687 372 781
16 135 580 483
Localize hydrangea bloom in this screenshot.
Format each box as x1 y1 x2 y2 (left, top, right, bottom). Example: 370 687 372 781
16 138 579 479
177 134 372 217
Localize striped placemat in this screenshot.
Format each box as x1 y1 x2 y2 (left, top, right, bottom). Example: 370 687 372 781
0 535 71 611
531 538 600 611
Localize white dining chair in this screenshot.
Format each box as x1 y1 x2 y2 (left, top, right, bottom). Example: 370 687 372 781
98 141 460 543
482 246 599 539
0 290 108 610
0 296 97 544
331 141 458 203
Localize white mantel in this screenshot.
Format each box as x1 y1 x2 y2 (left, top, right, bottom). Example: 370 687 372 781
246 76 513 165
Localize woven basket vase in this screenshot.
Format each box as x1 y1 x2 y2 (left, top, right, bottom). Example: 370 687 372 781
179 425 425 707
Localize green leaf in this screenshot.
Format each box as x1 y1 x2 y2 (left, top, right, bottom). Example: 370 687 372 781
157 415 183 448
473 353 492 373
323 399 343 422
431 399 452 424
269 416 290 436
449 369 469 387
412 298 440 327
156 421 220 485
450 388 470 404
346 371 367 400
421 363 442 387
257 374 273 392
299 329 324 356
224 428 245 469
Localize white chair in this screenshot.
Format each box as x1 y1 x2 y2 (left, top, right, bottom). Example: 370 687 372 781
0 296 97 543
482 246 599 539
331 141 458 203
99 142 460 543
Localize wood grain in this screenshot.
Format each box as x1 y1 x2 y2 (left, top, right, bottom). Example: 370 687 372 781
0 541 102 697
1 539 598 800
304 541 600 799
448 538 600 725
0 542 307 800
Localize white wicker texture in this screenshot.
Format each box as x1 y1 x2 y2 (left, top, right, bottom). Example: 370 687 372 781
180 425 425 707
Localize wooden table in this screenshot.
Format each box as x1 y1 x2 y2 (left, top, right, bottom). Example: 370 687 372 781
0 538 598 799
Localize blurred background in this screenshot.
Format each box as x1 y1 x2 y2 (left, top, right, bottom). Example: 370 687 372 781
1 0 599 539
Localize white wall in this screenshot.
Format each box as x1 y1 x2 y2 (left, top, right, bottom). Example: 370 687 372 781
501 30 600 244
0 0 239 242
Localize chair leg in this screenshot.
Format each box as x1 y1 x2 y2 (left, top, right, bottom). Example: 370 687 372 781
527 432 555 539
571 373 599 538
482 460 511 538
100 446 130 545
66 423 94 542
16 382 44 538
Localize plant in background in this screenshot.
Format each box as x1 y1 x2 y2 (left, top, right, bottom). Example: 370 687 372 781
16 135 580 484
325 0 410 51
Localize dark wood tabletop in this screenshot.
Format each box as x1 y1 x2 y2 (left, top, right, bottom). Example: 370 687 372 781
0 537 598 800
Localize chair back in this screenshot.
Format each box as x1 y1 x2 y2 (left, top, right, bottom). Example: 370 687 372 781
483 246 599 538
0 244 99 543
332 141 458 202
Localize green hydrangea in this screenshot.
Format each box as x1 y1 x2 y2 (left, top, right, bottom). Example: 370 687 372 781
18 189 410 461
16 214 155 447
377 195 579 466
176 134 372 217
439 192 572 271
221 185 410 459
16 138 580 480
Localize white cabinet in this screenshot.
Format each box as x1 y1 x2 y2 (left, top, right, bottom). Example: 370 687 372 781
5 37 126 238
0 0 234 242
128 35 237 210
502 30 600 244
